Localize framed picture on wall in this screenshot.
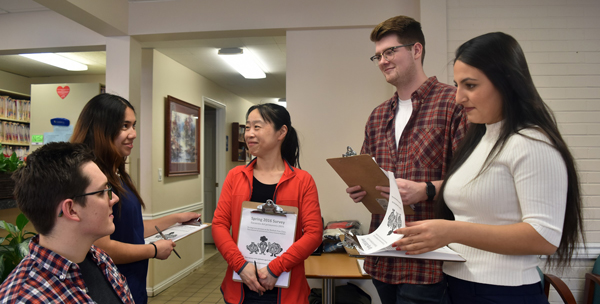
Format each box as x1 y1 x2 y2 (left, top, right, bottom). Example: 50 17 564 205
165 95 201 176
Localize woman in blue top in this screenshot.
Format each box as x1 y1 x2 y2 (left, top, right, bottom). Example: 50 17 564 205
71 93 200 304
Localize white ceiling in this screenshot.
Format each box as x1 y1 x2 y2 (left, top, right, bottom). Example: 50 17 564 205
0 0 47 13
0 0 286 104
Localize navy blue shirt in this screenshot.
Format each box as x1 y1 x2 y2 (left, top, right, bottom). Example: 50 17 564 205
111 182 148 304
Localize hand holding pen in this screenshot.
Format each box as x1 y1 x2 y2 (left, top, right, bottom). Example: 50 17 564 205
154 226 181 259
254 261 264 296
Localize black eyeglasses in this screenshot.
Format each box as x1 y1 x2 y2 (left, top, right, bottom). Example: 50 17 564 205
59 184 114 217
72 183 113 201
370 43 416 64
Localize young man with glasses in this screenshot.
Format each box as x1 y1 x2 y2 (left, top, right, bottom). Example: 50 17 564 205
0 142 134 303
346 16 467 303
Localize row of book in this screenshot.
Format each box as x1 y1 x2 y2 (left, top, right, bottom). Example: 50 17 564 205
0 96 31 122
0 122 30 145
1 145 29 160
238 125 245 141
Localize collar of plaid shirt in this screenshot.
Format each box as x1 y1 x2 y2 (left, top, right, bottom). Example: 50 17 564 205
0 235 134 303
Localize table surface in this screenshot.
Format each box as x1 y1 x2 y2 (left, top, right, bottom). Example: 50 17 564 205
304 253 371 279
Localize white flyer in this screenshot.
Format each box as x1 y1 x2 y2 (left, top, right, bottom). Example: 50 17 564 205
356 170 405 254
233 207 297 288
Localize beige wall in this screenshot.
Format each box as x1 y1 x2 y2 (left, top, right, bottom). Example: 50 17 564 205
144 49 254 290
30 83 102 136
0 70 31 95
287 27 395 229
287 27 399 303
146 49 253 213
30 75 105 85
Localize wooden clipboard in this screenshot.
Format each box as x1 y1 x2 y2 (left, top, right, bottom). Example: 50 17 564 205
233 201 298 288
327 154 415 215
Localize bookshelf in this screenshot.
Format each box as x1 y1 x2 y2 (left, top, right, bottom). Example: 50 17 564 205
0 90 31 160
231 122 247 162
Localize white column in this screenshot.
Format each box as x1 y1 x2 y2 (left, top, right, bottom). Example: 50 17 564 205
105 36 143 201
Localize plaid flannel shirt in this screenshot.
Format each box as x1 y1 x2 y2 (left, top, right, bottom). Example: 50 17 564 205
361 76 467 285
0 235 134 304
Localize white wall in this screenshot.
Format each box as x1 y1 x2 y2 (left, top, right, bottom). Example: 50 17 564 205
129 0 419 36
446 0 600 303
0 10 104 53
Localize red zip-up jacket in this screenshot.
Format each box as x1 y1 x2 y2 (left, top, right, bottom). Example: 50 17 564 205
212 158 323 304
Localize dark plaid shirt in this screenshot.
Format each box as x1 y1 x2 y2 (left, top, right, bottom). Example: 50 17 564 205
0 235 134 304
361 76 467 284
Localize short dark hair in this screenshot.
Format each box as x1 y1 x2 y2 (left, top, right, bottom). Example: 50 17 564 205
370 15 426 64
246 103 301 168
12 142 95 235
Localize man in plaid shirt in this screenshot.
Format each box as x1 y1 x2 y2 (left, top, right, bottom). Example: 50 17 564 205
347 16 467 303
0 142 134 304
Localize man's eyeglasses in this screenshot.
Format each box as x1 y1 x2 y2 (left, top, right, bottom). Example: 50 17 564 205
370 43 416 64
60 184 113 217
73 183 113 201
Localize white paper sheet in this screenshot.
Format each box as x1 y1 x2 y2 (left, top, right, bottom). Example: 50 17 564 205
356 170 405 254
356 245 465 262
353 171 465 262
144 223 210 244
232 208 298 288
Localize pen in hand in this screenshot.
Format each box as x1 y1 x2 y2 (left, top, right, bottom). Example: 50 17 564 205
254 261 263 296
155 225 181 259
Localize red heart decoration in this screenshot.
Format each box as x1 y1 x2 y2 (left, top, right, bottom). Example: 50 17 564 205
57 86 70 99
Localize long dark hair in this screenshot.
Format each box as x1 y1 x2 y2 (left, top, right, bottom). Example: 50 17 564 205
437 32 583 267
70 93 144 208
246 103 301 168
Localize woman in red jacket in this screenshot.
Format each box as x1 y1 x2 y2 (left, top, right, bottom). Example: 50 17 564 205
212 103 323 304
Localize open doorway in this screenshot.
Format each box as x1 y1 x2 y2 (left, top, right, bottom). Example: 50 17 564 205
203 97 226 245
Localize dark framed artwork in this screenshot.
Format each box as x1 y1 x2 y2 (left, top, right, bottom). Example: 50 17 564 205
165 95 200 176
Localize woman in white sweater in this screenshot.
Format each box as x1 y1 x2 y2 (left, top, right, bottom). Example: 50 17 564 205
393 32 583 303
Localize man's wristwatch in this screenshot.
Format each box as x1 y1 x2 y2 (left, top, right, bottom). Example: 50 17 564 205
425 181 436 201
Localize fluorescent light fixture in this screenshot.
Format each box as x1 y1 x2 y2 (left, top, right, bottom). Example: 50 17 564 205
20 53 88 71
218 48 265 79
278 98 287 108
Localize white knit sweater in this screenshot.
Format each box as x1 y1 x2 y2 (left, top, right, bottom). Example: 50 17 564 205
443 121 567 286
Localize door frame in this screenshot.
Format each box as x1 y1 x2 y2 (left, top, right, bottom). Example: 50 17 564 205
202 96 226 209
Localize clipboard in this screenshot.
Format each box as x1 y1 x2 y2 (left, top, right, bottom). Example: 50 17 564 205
143 223 212 244
327 154 415 215
233 200 298 288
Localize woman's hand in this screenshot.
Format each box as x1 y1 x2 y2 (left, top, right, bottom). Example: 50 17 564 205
240 263 266 295
392 220 454 255
153 239 175 259
177 212 201 223
258 267 278 290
